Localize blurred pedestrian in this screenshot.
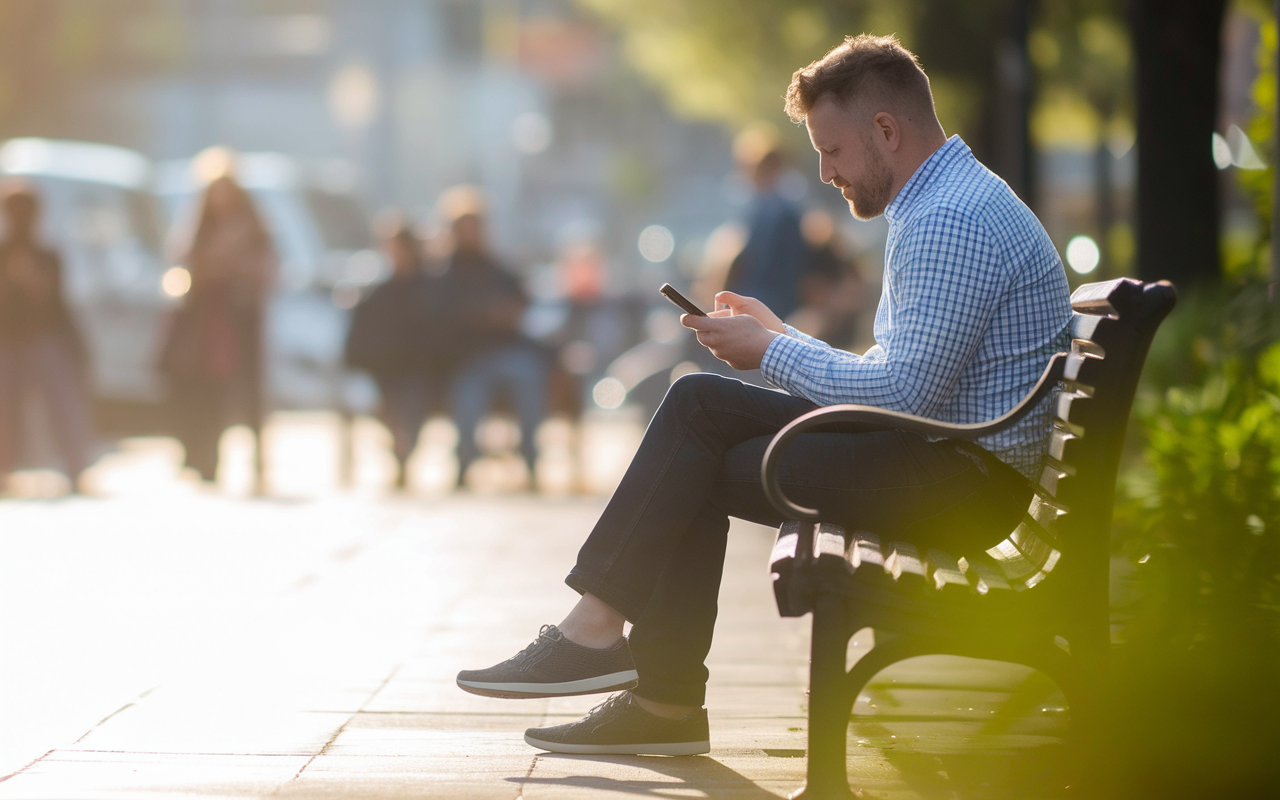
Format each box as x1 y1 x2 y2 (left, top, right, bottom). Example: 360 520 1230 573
437 186 547 490
344 215 451 489
159 172 275 485
0 180 95 493
723 125 810 321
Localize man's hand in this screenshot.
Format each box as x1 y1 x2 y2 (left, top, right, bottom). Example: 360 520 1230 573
681 293 783 370
711 291 786 333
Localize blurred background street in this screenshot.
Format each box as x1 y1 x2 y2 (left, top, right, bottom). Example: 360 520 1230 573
1 0 1278 797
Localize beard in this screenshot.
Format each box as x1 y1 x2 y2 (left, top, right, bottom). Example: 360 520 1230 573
844 141 895 221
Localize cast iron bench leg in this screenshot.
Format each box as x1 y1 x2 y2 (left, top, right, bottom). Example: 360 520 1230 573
797 590 857 800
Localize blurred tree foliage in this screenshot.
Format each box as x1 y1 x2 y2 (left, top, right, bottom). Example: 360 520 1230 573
1108 281 1280 798
0 0 183 139
573 0 1039 194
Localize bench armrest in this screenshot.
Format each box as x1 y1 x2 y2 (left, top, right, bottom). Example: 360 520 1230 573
761 352 1068 522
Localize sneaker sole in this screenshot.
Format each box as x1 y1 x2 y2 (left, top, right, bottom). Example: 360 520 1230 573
523 732 710 756
456 670 639 699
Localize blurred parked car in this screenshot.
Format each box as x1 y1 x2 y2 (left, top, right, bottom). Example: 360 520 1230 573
153 151 378 414
0 138 169 432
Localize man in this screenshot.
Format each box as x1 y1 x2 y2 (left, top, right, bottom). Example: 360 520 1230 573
344 215 450 490
457 34 1071 755
436 186 548 490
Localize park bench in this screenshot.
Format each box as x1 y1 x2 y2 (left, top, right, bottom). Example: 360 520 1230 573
760 278 1177 799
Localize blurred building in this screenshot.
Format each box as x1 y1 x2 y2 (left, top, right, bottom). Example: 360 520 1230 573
9 0 743 290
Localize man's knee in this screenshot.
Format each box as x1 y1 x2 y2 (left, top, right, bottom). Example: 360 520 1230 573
666 371 732 404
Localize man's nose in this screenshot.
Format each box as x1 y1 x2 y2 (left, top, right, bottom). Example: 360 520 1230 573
818 155 836 185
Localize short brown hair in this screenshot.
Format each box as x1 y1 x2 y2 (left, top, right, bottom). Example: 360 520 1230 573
784 34 934 125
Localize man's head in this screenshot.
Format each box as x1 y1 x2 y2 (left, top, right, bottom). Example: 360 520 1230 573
733 125 786 192
377 212 421 279
785 34 946 220
437 185 488 257
1 180 40 239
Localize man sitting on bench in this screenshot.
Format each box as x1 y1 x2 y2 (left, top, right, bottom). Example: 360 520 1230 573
457 33 1073 756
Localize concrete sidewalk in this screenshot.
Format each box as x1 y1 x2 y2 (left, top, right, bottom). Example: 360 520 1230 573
0 493 1069 799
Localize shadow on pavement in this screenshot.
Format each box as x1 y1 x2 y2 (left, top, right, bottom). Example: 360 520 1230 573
512 753 783 798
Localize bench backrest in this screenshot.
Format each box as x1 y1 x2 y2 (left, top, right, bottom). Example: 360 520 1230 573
980 278 1175 656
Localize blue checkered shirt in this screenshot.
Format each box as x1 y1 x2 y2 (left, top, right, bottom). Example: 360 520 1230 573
760 136 1072 478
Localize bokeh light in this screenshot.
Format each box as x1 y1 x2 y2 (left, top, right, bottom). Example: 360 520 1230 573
592 377 626 409
1065 235 1101 275
161 266 192 297
638 225 674 263
512 112 553 154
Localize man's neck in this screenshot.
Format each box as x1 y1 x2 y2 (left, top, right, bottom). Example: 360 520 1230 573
886 132 948 210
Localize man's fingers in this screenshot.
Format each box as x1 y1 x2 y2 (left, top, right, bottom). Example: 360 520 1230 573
714 290 756 311
681 313 723 330
707 309 733 318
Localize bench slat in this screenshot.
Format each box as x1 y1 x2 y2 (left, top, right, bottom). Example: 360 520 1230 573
1028 494 1063 527
849 531 884 570
958 556 1011 594
987 537 1042 584
885 541 927 581
926 549 972 591
1009 518 1062 572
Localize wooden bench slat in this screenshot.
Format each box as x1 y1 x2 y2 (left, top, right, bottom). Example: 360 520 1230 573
1072 338 1106 359
1069 309 1109 340
926 549 972 591
849 531 884 570
958 556 1012 594
815 524 848 560
885 541 927 581
1028 495 1064 531
986 537 1042 584
1009 519 1062 572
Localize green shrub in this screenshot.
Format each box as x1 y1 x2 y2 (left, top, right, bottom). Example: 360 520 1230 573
1107 281 1280 798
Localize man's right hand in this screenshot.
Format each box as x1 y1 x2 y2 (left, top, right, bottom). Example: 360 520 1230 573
711 291 786 334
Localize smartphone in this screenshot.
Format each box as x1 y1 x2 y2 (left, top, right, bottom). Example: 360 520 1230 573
659 283 707 317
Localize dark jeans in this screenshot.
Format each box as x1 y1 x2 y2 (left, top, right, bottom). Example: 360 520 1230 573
452 344 548 474
566 373 1031 706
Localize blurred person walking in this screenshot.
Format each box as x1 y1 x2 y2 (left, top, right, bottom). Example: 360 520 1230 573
0 181 94 493
437 187 548 490
344 216 452 489
159 173 275 486
723 126 811 321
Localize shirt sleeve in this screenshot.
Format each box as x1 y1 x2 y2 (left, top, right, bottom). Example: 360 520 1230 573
760 207 1003 415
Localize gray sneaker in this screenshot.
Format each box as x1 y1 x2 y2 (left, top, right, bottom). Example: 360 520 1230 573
524 691 710 755
456 624 638 699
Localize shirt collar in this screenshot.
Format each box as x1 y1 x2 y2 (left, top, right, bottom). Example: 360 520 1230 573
883 134 968 224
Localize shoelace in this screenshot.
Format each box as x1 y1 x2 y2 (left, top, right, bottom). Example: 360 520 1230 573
504 624 556 666
585 691 631 719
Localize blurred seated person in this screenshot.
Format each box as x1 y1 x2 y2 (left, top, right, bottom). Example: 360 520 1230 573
436 186 548 490
0 180 95 493
344 215 451 489
786 209 868 349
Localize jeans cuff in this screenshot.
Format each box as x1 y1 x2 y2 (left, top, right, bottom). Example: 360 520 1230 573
631 678 707 707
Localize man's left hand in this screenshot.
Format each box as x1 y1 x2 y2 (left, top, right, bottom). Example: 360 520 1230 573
681 312 780 371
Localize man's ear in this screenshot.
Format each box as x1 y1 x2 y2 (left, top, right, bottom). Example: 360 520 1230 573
873 111 901 153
